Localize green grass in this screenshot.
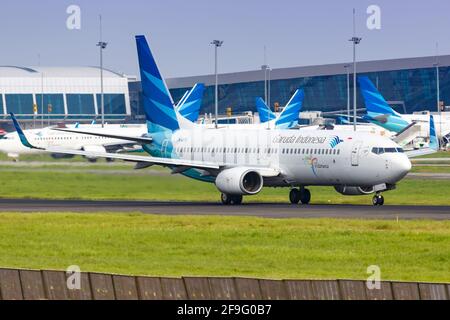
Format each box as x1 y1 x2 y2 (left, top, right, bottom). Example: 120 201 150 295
415 151 450 159
411 166 450 173
0 212 448 282
0 169 449 205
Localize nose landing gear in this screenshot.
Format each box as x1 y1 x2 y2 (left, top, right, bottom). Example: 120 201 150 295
372 193 384 206
289 187 311 205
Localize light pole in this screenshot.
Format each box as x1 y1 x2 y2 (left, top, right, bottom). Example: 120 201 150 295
211 40 223 129
97 15 108 128
349 9 362 131
434 43 442 147
344 64 350 122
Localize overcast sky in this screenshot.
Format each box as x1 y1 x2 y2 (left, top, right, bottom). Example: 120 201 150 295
0 0 449 78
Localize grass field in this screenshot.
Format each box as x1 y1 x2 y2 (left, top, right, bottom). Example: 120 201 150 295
0 212 448 282
415 151 450 159
0 167 449 205
411 166 450 173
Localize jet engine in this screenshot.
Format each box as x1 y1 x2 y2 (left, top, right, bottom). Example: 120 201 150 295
215 168 263 195
81 145 107 162
334 186 375 196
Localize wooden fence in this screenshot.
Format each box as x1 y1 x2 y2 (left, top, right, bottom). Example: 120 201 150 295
0 268 448 300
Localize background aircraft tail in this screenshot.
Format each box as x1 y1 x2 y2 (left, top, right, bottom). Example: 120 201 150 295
358 76 400 117
177 83 205 123
275 89 304 129
135 35 179 133
256 98 276 123
429 115 439 150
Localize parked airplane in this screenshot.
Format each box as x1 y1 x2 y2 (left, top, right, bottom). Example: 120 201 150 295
359 76 450 144
0 123 146 161
255 91 304 129
0 82 204 160
11 35 438 206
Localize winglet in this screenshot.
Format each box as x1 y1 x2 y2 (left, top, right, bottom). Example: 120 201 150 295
10 113 42 149
429 115 439 151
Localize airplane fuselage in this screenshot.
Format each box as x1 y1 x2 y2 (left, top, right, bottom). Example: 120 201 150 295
146 127 411 188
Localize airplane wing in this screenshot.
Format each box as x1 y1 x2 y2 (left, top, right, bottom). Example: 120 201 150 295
42 147 220 170
51 127 153 144
405 115 439 159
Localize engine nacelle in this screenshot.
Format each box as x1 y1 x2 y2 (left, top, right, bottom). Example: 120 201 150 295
215 168 264 196
334 186 375 196
82 145 107 161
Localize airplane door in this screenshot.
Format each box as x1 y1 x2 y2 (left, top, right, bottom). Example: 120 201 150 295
351 141 363 166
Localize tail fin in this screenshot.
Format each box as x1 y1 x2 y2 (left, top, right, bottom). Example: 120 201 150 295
176 90 190 109
429 115 439 150
275 89 304 129
358 76 400 117
256 98 276 123
135 35 179 133
177 83 205 123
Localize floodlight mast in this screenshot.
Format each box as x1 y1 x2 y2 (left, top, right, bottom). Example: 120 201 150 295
211 40 223 129
349 9 362 131
97 15 108 128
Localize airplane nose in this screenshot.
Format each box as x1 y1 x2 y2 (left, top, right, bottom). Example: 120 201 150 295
392 156 412 181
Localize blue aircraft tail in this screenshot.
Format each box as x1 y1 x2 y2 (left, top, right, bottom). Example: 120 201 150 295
177 83 205 123
135 35 179 133
429 115 439 150
275 89 304 129
358 76 400 117
256 98 276 123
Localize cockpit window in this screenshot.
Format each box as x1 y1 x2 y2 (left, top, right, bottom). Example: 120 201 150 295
372 147 403 155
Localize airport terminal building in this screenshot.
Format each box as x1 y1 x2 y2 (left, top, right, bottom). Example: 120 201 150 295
0 66 132 127
156 55 450 119
1 55 450 127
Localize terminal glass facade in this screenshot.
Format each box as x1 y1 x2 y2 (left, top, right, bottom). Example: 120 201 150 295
67 94 96 115
36 94 65 118
5 94 34 117
96 94 126 115
166 66 450 116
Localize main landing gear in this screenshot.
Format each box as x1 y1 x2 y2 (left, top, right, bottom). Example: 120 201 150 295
221 193 243 205
289 187 311 205
372 193 385 206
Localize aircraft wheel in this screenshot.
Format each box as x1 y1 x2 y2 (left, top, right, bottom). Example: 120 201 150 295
289 188 300 204
231 195 243 205
221 193 232 205
300 188 311 205
372 195 384 206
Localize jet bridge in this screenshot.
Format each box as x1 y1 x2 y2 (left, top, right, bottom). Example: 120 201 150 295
392 122 425 149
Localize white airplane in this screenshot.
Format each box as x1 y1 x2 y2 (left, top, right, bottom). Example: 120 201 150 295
0 82 204 161
0 123 147 161
10 35 439 206
359 76 450 144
